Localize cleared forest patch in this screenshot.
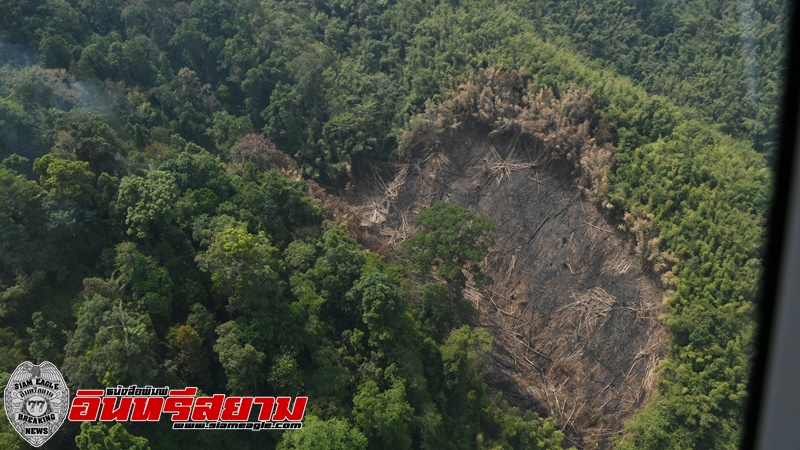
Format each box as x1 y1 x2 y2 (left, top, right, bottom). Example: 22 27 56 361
356 70 668 448
360 131 665 448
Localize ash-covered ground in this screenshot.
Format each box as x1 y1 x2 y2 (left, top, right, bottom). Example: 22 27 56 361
358 130 667 449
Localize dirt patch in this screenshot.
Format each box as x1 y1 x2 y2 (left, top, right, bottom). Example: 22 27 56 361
358 130 667 449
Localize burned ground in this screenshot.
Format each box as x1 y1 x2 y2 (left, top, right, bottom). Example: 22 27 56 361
358 130 667 449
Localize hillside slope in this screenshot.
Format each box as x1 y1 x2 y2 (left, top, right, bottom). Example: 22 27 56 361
0 0 781 448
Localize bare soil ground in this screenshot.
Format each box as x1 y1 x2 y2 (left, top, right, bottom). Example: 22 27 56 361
357 130 667 449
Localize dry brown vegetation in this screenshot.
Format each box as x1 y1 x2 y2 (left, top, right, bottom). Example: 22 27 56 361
228 133 297 174
359 70 668 448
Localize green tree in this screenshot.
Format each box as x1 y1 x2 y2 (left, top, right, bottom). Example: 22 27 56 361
63 295 159 387
214 320 265 394
110 35 171 87
32 155 105 267
0 328 27 373
114 241 173 319
207 111 254 152
52 112 126 175
0 95 38 158
33 154 96 202
0 389 23 449
186 303 216 344
353 379 414 450
76 422 150 450
268 352 304 395
161 149 233 200
39 31 72 69
351 271 406 349
441 326 493 392
400 203 494 335
0 168 43 275
303 227 365 329
305 346 351 416
75 0 123 35
73 43 110 80
116 170 180 240
226 170 321 245
168 20 214 80
484 402 566 450
0 168 46 323
195 226 283 315
400 202 494 290
27 311 63 363
277 415 367 450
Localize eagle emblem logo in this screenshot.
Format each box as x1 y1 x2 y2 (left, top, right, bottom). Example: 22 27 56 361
4 362 70 447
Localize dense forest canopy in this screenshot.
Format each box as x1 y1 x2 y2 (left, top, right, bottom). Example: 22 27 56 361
517 0 788 158
0 0 788 448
